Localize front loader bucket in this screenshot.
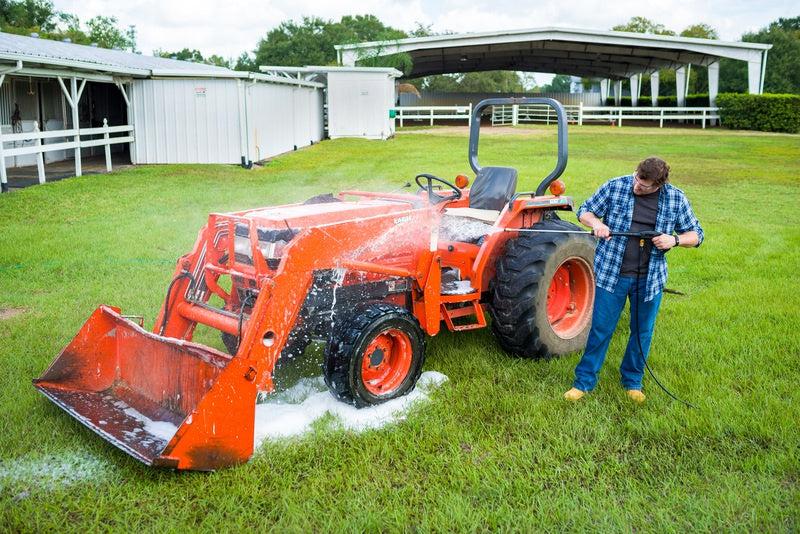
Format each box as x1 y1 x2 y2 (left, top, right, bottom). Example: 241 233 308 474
34 306 257 470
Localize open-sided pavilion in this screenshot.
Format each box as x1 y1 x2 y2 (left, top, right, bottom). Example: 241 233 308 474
336 27 772 106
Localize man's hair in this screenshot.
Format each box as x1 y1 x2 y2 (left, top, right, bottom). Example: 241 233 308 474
636 157 670 186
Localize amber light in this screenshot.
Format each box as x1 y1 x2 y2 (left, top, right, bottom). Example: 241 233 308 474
549 180 566 196
455 174 470 188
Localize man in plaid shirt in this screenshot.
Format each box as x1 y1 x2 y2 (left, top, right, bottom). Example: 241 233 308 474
565 157 703 403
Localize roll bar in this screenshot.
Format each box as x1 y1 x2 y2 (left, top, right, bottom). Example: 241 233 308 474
468 97 568 197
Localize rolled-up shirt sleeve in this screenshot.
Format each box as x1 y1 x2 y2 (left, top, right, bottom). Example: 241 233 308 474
577 181 611 220
676 194 704 246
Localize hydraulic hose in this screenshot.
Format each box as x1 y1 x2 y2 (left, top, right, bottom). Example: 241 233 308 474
159 271 196 336
632 235 695 408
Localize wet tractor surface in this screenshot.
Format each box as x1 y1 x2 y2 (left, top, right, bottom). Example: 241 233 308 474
1 126 799 531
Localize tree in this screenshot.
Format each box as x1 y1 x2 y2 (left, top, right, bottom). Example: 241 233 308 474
0 2 138 52
252 15 410 73
680 23 718 39
612 16 675 36
0 0 58 32
540 74 572 93
720 16 800 94
86 16 136 51
155 48 232 68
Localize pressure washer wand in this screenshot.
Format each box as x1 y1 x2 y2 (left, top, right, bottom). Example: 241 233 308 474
505 228 663 239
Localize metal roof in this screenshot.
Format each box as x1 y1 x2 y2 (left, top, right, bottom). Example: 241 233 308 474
336 26 771 79
0 31 232 77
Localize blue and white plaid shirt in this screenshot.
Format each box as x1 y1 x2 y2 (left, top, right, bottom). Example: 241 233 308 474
576 175 704 302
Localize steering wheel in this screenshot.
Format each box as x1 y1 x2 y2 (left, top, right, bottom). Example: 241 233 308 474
414 173 462 204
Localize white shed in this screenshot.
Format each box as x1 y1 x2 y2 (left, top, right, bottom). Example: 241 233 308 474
260 66 401 140
0 31 326 190
324 67 400 140
129 74 324 165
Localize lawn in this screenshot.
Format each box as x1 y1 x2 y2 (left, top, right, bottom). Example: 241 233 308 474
1 125 798 531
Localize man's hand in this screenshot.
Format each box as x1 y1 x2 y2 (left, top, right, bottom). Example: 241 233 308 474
592 223 612 240
651 233 676 251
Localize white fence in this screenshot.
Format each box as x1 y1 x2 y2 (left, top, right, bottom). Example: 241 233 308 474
491 103 720 128
394 105 472 127
0 118 133 188
580 106 720 128
492 104 581 126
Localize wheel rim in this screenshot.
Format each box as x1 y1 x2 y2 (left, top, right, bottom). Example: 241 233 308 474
361 328 413 396
546 257 594 339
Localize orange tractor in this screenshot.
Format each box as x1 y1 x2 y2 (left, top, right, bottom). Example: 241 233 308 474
34 98 596 470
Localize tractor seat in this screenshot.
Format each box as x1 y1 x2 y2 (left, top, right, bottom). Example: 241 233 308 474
468 166 518 211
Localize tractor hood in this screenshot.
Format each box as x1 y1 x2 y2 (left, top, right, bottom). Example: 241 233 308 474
240 198 416 229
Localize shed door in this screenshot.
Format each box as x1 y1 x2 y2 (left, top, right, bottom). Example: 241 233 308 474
356 79 387 138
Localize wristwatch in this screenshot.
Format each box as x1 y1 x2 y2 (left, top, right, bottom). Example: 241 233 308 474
673 234 680 247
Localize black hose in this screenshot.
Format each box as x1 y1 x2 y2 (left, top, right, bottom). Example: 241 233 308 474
236 293 257 353
159 271 196 336
633 237 695 408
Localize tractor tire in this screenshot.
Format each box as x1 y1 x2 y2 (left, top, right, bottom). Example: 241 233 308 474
490 217 596 358
324 303 426 408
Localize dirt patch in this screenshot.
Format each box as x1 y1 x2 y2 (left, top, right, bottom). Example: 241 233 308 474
0 307 26 320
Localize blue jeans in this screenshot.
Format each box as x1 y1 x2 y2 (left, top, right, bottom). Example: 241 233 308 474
573 276 663 391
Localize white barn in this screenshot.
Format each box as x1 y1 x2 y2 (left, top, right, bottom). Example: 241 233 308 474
0 31 325 190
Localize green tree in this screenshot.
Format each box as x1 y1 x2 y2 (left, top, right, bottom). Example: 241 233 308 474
155 48 205 62
540 74 572 93
720 16 800 94
612 16 675 36
680 23 718 39
0 2 137 51
252 15 410 73
155 48 232 68
86 15 136 51
234 52 255 71
0 0 58 32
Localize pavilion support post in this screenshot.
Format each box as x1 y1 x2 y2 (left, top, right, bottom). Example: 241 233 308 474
747 59 762 94
708 61 720 125
629 75 640 107
675 66 687 107
614 80 622 106
600 79 609 105
650 71 660 106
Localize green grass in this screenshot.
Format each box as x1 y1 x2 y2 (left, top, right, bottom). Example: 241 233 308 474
1 126 799 531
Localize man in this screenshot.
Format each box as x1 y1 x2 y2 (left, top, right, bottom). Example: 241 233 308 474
564 157 703 403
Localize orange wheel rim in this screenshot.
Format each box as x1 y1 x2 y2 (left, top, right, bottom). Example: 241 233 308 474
361 328 413 396
546 257 594 338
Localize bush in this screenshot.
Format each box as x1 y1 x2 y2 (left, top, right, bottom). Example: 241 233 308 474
604 94 711 107
715 93 800 133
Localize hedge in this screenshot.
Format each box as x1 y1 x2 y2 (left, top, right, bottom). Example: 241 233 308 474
715 93 800 133
604 94 711 107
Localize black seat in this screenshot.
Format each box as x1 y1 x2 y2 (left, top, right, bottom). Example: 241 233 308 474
469 166 518 211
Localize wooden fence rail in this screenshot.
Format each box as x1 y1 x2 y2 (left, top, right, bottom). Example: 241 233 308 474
0 119 134 191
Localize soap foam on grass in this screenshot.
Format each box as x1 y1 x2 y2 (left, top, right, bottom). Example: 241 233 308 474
0 451 111 490
253 371 448 448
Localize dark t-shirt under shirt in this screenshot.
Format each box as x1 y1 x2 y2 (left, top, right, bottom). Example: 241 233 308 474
620 190 659 276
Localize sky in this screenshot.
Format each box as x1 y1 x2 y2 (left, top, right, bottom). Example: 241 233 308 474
55 0 796 66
